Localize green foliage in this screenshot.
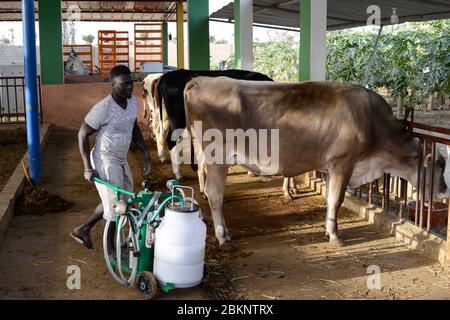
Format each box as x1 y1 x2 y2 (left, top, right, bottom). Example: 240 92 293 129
0 37 11 45
82 34 95 44
218 20 449 105
253 36 299 82
215 39 229 44
326 20 450 107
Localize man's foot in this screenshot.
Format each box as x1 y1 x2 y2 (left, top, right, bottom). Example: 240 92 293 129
70 228 93 250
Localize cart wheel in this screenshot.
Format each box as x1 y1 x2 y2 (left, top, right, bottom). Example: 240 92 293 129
202 263 209 283
136 271 158 300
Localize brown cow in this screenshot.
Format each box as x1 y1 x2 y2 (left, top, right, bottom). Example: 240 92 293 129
184 77 448 250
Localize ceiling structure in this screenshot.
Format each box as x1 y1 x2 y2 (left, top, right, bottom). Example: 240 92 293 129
210 0 450 31
0 1 186 22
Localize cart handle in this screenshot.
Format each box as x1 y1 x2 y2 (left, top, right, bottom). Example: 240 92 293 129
93 177 136 197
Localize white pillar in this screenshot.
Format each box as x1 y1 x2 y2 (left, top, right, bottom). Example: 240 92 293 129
235 0 253 70
310 0 327 80
299 0 327 81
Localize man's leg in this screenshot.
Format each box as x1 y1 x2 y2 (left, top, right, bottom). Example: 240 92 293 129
71 203 103 249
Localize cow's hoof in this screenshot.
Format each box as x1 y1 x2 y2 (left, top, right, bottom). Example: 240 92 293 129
177 176 187 183
247 171 257 177
283 193 293 201
291 188 298 195
219 241 238 251
329 239 346 247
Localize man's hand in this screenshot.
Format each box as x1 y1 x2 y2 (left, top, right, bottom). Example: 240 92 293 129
84 168 99 183
143 153 151 176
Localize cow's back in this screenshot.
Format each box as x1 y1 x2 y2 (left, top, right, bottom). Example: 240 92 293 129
158 69 273 149
184 77 409 176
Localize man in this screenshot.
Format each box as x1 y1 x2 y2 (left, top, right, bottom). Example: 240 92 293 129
70 65 150 249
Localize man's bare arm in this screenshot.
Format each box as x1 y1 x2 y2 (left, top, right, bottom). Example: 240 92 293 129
78 121 97 181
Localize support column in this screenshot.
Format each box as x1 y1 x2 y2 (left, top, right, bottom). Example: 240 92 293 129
176 1 184 69
299 0 327 81
38 0 64 84
188 0 209 70
234 0 253 70
22 0 41 183
162 21 168 65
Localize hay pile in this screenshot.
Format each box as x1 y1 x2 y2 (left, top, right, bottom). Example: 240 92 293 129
15 183 73 215
200 234 248 300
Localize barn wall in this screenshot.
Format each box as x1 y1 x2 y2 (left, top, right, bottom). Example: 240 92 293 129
40 83 150 132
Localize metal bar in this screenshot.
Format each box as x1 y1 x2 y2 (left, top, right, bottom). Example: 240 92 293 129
412 132 450 146
419 141 428 228
396 177 400 198
408 121 450 136
415 140 422 225
368 182 373 205
426 142 436 232
21 77 26 118
13 77 18 117
363 25 383 88
5 78 11 122
399 178 407 218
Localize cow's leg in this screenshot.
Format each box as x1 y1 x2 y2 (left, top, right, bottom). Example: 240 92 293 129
156 138 169 162
325 168 352 247
323 172 330 233
197 157 207 199
289 177 298 194
169 143 184 181
283 177 293 200
204 164 235 250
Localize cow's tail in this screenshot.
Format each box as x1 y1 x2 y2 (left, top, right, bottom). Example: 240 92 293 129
184 81 199 172
191 140 198 172
155 77 163 128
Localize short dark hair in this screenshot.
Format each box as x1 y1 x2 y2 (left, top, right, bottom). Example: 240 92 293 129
110 65 131 80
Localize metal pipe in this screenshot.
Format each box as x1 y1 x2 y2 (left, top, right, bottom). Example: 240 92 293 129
419 141 428 228
22 0 41 183
415 140 422 225
363 25 383 88
426 142 435 231
383 173 391 213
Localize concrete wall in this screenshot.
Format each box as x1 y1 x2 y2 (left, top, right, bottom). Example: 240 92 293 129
41 82 149 132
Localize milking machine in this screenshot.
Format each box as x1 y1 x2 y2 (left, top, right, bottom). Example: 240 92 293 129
93 177 207 299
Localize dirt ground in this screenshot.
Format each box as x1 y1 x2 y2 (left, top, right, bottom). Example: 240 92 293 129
1 128 450 300
0 127 27 192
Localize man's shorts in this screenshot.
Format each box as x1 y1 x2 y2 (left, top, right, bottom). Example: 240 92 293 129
90 152 133 220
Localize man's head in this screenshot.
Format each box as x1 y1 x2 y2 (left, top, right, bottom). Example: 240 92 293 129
110 65 133 99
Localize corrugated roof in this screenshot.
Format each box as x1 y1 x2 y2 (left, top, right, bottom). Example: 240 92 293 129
210 0 450 30
0 1 186 22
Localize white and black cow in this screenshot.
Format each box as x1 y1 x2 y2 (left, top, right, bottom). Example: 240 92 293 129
152 68 298 198
184 77 449 250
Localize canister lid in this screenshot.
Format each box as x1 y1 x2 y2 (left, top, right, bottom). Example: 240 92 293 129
167 202 200 213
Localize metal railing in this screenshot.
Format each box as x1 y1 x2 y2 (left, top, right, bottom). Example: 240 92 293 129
0 76 43 124
317 121 450 240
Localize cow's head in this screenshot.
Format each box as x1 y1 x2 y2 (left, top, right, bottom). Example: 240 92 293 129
394 137 449 200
